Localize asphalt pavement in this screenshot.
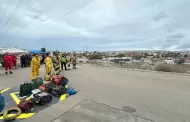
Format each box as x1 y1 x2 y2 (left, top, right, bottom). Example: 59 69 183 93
0 66 45 90
1 64 190 122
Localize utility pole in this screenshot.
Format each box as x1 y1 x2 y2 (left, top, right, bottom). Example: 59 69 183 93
86 46 88 53
83 45 84 53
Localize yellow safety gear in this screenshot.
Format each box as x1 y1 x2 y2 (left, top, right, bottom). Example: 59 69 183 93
66 56 70 62
45 57 52 81
58 55 61 71
30 57 40 80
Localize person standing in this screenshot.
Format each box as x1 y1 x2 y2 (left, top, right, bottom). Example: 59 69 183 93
30 53 40 80
23 54 27 67
52 52 59 75
25 54 29 67
44 53 52 81
66 54 71 70
61 54 67 70
10 54 14 70
58 53 62 72
3 53 13 74
72 55 77 69
28 54 32 67
20 54 25 68
13 54 17 69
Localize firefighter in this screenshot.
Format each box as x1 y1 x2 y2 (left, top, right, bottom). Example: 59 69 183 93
72 54 77 69
66 54 71 70
3 53 13 74
58 53 62 72
30 53 40 80
44 53 52 81
52 52 59 75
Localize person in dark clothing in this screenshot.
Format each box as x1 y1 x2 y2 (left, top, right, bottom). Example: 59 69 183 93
20 54 25 68
26 54 29 67
25 54 28 67
61 55 67 70
28 54 32 67
23 54 27 67
41 54 45 64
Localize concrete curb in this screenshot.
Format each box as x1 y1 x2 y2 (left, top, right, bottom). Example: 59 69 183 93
22 94 85 122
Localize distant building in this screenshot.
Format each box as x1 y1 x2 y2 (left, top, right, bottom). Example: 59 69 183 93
164 59 175 64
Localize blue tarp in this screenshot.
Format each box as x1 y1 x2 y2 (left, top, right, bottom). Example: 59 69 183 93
28 50 47 54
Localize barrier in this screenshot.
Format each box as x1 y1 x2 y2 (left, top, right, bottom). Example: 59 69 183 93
0 86 67 121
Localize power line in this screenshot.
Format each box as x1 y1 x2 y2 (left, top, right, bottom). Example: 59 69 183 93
0 0 24 32
16 0 61 33
0 0 11 27
24 0 93 33
49 0 93 23
21 0 38 16
6 0 39 33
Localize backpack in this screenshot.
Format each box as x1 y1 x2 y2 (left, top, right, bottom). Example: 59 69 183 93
59 77 69 87
45 83 57 93
19 82 33 97
51 86 67 97
67 87 77 95
31 89 52 105
32 77 43 89
17 100 34 113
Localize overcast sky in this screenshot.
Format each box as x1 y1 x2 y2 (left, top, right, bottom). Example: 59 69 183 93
0 0 189 51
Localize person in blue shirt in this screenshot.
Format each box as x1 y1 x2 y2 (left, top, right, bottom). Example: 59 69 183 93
0 93 5 112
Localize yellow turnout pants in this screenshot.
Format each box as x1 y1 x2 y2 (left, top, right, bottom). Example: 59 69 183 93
30 67 39 80
45 66 51 81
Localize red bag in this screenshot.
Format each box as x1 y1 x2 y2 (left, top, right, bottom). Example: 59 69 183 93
17 100 34 112
51 75 64 85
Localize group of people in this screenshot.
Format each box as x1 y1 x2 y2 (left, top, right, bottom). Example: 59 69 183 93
3 52 77 79
30 52 77 81
3 53 17 74
20 54 46 68
20 54 32 68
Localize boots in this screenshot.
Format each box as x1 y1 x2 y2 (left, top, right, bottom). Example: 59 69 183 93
5 72 8 75
9 71 13 74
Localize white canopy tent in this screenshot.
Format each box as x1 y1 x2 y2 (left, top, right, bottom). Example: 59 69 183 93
0 48 28 54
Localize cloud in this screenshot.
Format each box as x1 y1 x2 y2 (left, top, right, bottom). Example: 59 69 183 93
0 0 190 51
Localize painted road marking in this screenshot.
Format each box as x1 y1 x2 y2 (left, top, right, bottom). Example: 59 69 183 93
0 113 34 120
10 92 32 104
0 88 10 94
0 92 35 119
0 89 66 119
